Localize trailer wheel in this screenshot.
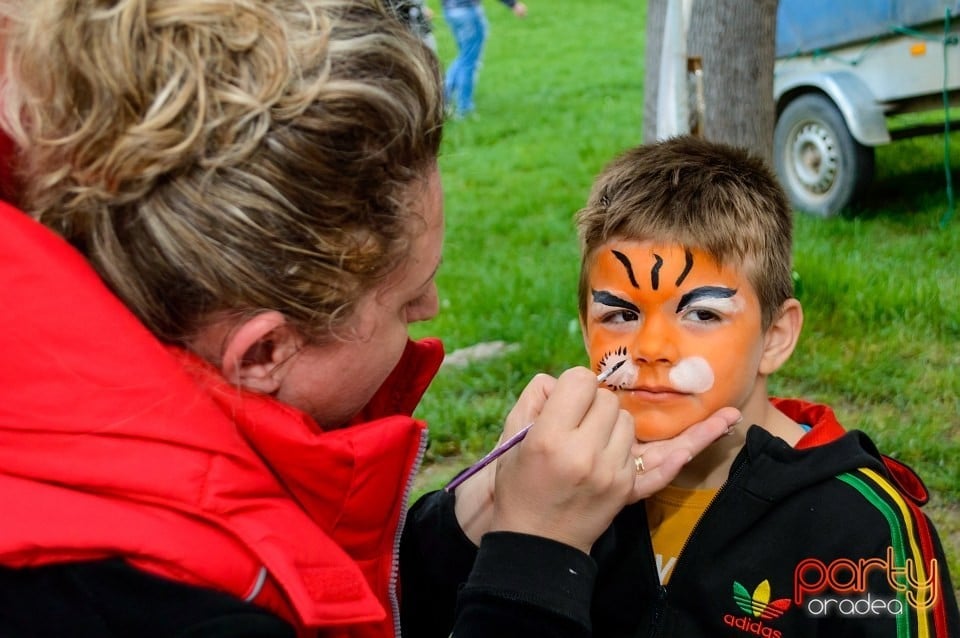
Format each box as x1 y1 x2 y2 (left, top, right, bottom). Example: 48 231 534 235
774 93 874 217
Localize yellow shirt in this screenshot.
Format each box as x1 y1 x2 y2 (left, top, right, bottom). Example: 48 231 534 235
646 485 718 584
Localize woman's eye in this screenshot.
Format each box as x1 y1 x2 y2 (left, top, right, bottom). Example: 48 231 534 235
602 309 639 324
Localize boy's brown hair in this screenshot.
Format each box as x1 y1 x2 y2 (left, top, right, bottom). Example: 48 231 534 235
575 135 794 329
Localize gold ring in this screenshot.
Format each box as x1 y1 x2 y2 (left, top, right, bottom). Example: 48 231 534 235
634 455 645 473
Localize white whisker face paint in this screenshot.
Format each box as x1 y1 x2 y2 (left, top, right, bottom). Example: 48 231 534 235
600 356 638 390
669 356 715 394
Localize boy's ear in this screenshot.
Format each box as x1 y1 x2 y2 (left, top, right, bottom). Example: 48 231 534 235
758 299 803 376
220 311 301 394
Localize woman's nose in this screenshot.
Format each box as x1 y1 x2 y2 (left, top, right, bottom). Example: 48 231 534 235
407 284 440 323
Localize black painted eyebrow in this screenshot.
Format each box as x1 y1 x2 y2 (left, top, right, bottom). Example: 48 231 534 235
591 289 640 314
675 249 694 286
677 286 737 312
611 250 640 289
651 254 664 290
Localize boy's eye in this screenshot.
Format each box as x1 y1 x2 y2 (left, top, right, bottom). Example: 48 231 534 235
602 309 639 324
683 308 721 323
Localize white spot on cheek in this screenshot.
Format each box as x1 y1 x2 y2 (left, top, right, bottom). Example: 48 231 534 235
669 356 714 393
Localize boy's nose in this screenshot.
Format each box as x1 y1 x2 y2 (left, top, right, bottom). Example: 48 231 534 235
630 314 679 364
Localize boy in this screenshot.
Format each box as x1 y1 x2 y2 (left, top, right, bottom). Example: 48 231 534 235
574 135 959 636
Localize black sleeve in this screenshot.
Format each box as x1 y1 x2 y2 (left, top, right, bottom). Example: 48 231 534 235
401 490 597 638
0 559 294 638
452 532 596 638
400 489 480 637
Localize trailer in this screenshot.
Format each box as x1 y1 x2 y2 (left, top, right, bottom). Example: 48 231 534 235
774 0 960 216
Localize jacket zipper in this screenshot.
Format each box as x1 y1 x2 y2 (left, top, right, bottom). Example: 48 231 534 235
391 426 429 638
647 451 749 637
648 586 668 636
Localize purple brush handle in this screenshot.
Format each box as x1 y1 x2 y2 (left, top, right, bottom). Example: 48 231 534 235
443 361 623 493
443 422 534 492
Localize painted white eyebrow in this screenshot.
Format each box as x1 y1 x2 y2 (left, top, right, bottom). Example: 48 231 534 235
677 286 737 310
676 287 743 314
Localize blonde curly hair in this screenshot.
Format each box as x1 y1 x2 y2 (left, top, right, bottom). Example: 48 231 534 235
0 0 444 344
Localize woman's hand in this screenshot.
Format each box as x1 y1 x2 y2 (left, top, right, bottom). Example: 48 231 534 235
628 406 742 500
488 367 634 554
452 367 740 552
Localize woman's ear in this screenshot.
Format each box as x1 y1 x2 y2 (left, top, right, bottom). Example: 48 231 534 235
220 311 302 394
758 298 803 376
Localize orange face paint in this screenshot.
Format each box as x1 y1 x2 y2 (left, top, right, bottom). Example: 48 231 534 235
583 240 765 441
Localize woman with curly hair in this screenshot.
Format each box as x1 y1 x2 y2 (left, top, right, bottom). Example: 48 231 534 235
0 1 735 636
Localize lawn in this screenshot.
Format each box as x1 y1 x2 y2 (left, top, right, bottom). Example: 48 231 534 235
411 0 960 586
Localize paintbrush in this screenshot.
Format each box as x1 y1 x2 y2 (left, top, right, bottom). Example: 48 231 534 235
444 360 625 493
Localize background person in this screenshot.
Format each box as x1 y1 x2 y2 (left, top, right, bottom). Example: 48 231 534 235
384 0 438 51
441 0 527 119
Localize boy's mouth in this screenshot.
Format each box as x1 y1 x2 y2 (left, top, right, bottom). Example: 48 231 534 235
621 385 688 400
632 384 680 393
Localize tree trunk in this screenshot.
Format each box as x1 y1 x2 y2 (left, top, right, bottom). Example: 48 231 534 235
644 0 778 166
642 0 668 144
688 0 778 165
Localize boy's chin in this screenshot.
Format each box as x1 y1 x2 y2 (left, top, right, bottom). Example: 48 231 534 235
631 409 711 442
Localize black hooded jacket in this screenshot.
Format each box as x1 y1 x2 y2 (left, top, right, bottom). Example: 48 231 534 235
400 399 960 638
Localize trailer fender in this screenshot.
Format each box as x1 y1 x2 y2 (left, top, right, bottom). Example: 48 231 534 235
775 70 891 146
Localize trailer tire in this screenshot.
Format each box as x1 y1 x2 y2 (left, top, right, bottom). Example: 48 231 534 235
774 93 874 217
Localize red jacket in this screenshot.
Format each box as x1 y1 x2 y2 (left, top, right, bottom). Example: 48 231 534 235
0 201 444 637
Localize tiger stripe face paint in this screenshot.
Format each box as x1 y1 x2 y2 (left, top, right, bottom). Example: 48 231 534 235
584 240 766 441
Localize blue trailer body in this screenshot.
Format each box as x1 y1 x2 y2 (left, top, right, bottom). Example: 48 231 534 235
776 0 960 58
772 0 960 216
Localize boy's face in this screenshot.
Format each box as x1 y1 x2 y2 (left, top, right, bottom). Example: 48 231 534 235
582 240 766 441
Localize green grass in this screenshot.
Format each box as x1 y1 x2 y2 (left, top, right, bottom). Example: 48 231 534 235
412 0 960 582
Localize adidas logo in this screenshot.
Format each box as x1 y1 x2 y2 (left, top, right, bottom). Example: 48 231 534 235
733 579 791 619
723 579 790 637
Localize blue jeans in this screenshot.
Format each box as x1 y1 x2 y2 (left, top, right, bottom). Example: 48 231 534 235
443 5 488 116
